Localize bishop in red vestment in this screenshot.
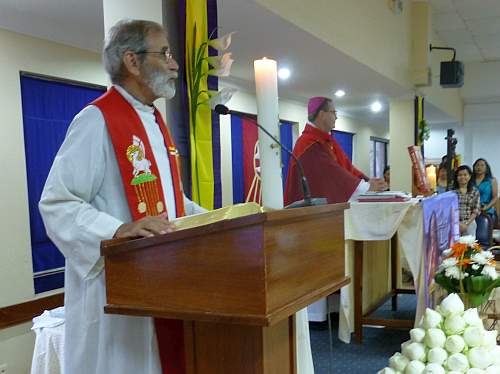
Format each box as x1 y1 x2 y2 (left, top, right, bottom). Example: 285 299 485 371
284 97 387 206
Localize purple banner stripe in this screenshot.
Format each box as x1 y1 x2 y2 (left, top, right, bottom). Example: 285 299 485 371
207 0 222 208
177 0 192 198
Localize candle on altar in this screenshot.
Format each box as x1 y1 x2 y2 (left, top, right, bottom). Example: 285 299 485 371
426 164 437 191
253 57 283 209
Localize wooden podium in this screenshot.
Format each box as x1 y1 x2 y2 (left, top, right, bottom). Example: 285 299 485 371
101 203 349 374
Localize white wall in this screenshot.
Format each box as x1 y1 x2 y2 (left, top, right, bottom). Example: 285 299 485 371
389 100 414 192
424 124 464 163
0 28 106 374
462 61 500 103
335 117 389 177
463 103 500 179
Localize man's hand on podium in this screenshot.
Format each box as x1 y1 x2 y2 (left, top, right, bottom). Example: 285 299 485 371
114 212 176 238
368 178 388 192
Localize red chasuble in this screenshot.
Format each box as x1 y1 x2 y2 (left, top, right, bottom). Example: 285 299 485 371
330 135 368 181
92 87 186 374
284 124 362 206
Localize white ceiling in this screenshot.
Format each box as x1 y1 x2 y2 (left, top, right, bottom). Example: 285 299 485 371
0 0 490 127
0 0 103 52
430 0 500 62
218 0 411 125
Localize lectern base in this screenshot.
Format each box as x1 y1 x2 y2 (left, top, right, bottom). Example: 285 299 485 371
184 316 296 374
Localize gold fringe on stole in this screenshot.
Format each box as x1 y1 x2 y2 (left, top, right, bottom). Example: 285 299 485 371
152 180 161 209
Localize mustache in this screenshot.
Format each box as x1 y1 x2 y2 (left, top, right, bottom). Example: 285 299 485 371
165 70 178 80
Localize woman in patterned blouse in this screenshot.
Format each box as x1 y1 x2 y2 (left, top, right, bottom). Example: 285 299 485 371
453 165 480 236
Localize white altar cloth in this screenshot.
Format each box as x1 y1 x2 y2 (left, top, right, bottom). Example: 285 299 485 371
338 200 425 343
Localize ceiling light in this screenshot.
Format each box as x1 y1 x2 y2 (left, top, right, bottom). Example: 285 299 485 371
334 90 346 98
278 68 291 80
371 101 382 112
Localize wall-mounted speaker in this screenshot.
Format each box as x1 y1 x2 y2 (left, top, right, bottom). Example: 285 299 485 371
440 61 464 88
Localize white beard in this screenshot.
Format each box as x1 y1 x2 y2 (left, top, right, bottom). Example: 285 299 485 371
143 65 177 100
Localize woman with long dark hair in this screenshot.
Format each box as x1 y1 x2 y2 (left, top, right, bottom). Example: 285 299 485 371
472 158 498 224
435 164 448 194
453 165 480 235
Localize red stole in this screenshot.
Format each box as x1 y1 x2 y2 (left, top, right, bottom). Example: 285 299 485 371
92 87 186 374
284 124 361 205
92 86 185 219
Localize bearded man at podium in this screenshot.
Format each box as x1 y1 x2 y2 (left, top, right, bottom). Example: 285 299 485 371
39 19 205 374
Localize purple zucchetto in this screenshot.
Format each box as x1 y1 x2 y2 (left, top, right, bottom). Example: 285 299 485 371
308 96 329 116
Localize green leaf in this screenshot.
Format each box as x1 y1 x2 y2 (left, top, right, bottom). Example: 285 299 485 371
465 275 496 293
467 292 492 308
435 272 459 294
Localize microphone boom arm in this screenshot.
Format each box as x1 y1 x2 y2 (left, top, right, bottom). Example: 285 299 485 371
251 121 312 205
214 104 320 207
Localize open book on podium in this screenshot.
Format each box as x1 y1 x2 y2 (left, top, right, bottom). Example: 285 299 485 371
100 202 350 374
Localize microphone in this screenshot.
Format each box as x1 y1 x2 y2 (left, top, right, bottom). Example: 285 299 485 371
214 104 326 208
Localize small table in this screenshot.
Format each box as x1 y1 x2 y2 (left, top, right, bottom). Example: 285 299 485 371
339 200 426 344
353 235 414 343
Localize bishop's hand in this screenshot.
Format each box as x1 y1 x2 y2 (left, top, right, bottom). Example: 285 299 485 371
368 178 388 192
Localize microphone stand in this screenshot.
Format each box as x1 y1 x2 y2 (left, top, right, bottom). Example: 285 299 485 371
214 105 326 208
445 129 457 191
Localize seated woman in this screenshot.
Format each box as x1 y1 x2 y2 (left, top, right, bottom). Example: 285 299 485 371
453 165 480 236
472 158 498 224
383 165 390 190
435 164 448 194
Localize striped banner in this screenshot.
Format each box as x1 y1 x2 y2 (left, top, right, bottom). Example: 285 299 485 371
415 96 425 147
229 113 293 204
182 0 220 209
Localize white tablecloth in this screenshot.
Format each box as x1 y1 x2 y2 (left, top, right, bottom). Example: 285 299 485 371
338 200 425 343
30 308 65 374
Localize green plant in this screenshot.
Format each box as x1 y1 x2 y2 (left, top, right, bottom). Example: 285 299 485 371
434 236 500 307
418 119 430 145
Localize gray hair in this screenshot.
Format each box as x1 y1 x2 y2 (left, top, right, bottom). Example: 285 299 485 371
103 19 164 83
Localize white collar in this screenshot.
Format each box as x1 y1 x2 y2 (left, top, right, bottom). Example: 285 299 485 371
114 85 155 114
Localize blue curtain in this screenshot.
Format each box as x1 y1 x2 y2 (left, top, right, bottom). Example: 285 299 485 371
280 122 293 190
332 130 353 161
230 115 244 204
20 75 105 293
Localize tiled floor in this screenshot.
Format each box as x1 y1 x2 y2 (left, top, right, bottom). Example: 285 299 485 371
310 294 416 374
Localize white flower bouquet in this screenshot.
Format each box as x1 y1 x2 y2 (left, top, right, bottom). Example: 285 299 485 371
435 236 499 307
377 293 500 374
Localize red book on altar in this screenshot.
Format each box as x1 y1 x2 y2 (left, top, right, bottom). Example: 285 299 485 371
357 191 411 203
408 145 431 195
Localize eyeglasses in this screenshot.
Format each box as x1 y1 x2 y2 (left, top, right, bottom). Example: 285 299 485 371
136 49 174 62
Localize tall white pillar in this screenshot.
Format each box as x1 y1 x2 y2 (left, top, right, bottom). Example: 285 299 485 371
389 99 414 192
102 0 163 34
254 58 284 209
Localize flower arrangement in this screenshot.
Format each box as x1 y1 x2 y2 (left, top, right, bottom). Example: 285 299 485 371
188 27 236 128
434 236 499 308
378 293 500 374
